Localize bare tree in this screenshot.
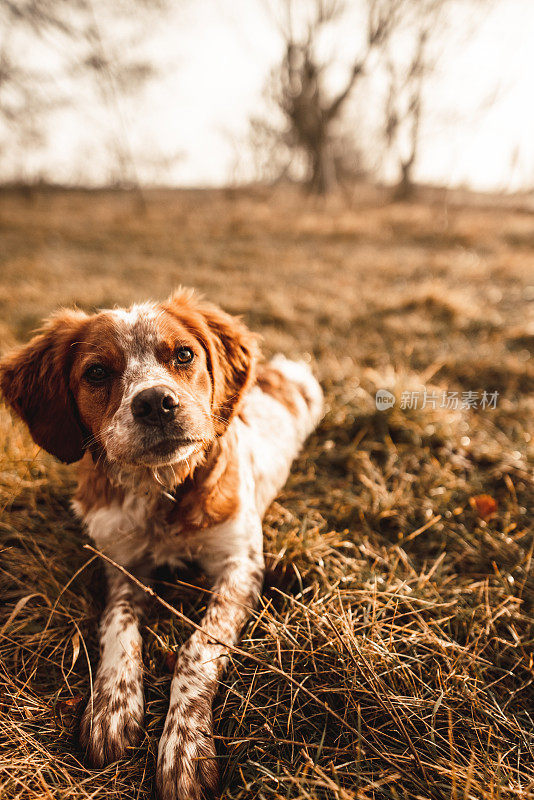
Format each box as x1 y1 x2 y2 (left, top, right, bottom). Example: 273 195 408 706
253 0 404 194
0 0 169 188
381 0 493 200
381 0 448 200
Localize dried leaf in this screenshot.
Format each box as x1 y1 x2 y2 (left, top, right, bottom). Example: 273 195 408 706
164 650 177 672
70 630 80 671
59 695 84 711
469 494 498 520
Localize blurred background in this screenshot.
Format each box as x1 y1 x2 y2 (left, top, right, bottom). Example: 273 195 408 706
2 0 534 197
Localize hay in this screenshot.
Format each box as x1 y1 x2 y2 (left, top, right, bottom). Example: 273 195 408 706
1 187 533 799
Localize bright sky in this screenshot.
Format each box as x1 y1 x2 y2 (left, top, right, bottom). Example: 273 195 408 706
13 0 534 191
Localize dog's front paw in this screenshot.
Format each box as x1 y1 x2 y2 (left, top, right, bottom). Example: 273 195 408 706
80 670 144 766
156 713 219 800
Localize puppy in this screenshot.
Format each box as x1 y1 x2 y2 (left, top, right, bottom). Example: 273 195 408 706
0 289 323 800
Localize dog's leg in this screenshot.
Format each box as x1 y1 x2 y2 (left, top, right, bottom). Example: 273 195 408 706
80 565 146 765
156 538 264 800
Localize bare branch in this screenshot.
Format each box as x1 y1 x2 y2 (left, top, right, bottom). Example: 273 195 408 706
0 0 169 188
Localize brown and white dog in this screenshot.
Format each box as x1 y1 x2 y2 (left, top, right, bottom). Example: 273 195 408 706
0 289 323 800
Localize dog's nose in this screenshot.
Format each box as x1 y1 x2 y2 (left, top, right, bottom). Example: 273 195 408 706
131 386 179 425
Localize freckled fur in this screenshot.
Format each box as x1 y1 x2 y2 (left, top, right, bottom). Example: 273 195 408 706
256 364 301 416
0 290 323 800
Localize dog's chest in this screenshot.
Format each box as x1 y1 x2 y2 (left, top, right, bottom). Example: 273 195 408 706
78 492 220 568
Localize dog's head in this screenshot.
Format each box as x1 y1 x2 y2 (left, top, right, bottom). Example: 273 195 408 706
0 290 258 467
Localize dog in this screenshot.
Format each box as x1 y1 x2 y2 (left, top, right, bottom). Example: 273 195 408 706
0 289 323 800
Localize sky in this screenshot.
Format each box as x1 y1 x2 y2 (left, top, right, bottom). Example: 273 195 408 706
8 0 534 192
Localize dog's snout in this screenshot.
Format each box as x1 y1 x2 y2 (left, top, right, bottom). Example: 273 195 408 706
131 386 179 425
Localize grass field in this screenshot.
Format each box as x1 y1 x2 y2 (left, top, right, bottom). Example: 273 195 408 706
0 186 533 799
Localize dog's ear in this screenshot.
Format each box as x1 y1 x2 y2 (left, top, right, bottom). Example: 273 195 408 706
0 310 89 463
165 289 259 433
201 302 259 431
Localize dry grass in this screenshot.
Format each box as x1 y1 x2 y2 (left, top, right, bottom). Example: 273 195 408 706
0 185 533 799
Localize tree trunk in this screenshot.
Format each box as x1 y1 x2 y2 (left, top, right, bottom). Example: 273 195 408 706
309 141 335 195
393 159 415 201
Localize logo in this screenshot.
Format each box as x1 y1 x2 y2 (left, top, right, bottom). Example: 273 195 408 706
375 389 395 411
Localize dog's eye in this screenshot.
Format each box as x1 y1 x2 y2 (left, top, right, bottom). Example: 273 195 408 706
84 364 110 383
174 347 194 365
